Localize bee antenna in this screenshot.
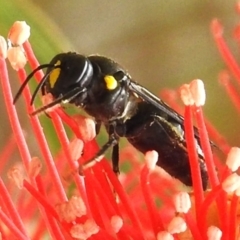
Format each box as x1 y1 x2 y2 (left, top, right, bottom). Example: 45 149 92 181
30 66 61 105
13 63 54 104
30 95 65 116
30 87 86 116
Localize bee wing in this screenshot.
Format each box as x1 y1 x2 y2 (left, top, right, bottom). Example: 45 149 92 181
128 80 212 145
128 81 184 125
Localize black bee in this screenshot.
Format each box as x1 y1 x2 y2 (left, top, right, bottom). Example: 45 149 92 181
14 52 208 189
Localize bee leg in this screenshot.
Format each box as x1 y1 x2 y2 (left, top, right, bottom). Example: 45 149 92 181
82 134 119 168
110 121 127 174
112 144 119 174
111 143 120 201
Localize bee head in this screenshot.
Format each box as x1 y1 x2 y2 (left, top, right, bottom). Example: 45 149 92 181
13 52 94 114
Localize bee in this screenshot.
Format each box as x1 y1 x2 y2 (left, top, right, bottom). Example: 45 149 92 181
14 52 208 189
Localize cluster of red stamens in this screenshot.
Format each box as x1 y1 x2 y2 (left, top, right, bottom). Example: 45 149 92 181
0 9 240 239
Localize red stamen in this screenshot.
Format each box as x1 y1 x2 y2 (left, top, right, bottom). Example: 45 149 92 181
35 175 66 240
0 209 30 240
183 105 204 221
211 19 240 86
140 151 164 236
91 162 120 215
219 70 240 114
0 57 31 170
23 41 42 79
50 113 77 171
184 213 203 240
194 105 219 187
17 68 67 202
23 179 60 220
100 160 145 239
84 168 106 229
0 36 7 58
0 135 17 171
0 177 27 236
56 109 83 139
199 185 222 235
228 194 239 240
84 168 116 235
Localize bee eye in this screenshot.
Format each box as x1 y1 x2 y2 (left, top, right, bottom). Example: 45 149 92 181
113 71 127 81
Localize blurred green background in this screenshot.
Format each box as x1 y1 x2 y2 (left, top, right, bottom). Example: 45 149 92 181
0 0 239 161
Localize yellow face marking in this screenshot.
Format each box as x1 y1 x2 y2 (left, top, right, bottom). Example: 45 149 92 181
49 60 61 88
104 75 118 90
